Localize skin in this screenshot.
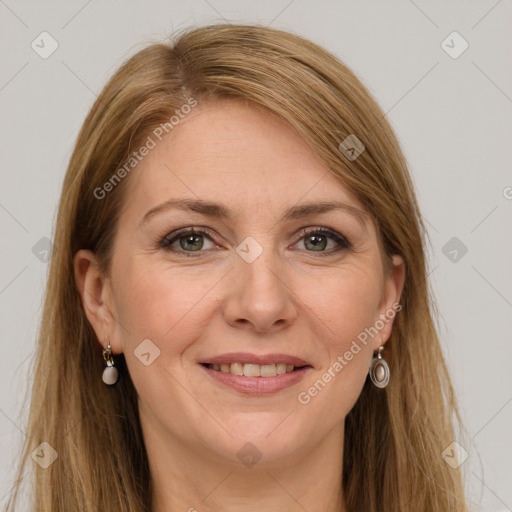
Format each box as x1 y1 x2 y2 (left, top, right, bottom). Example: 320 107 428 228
75 98 405 512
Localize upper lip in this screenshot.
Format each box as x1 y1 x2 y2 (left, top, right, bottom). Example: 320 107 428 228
200 352 312 367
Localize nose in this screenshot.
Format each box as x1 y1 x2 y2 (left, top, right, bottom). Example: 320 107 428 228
221 245 298 334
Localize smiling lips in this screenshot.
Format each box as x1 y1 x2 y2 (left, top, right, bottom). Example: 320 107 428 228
199 352 313 394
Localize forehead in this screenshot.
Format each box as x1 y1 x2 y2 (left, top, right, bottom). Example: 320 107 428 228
122 99 370 227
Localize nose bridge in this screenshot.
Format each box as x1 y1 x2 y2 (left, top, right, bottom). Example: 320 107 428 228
223 233 297 332
237 230 288 284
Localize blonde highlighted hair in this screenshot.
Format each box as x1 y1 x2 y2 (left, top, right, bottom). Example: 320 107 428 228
6 23 469 511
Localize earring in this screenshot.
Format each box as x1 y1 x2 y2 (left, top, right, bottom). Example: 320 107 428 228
369 345 390 388
102 340 119 385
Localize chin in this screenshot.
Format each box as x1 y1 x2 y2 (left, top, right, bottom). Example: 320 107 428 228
198 414 309 467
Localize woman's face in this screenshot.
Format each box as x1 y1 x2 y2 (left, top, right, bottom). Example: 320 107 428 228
79 98 404 467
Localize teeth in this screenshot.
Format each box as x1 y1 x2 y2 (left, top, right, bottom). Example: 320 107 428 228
243 364 260 377
230 363 244 376
260 364 277 377
207 362 299 377
276 363 287 375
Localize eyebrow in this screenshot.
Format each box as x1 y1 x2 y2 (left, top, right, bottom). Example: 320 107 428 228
140 198 370 229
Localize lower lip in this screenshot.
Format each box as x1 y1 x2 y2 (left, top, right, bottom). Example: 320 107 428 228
199 364 311 395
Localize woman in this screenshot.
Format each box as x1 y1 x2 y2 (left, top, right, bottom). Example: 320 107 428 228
6 23 470 511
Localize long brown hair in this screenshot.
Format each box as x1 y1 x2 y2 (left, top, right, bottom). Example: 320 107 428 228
6 23 470 511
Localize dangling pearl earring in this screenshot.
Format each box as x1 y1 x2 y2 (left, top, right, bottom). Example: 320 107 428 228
102 340 118 385
369 345 390 388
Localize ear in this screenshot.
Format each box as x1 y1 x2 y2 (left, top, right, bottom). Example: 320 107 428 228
375 254 406 348
73 249 122 354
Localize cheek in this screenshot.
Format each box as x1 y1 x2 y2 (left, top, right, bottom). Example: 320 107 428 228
297 265 381 411
305 262 383 350
111 255 227 373
110 259 216 419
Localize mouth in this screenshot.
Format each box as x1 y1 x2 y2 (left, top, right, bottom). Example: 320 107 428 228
198 353 313 395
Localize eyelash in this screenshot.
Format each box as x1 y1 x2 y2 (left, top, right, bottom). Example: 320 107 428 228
159 226 352 258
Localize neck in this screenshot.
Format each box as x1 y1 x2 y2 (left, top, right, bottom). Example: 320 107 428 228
146 418 347 512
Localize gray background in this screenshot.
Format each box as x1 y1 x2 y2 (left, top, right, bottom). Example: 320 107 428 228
1 1 511 510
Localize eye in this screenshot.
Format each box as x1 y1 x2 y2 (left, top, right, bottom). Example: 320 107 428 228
160 227 217 256
293 227 352 256
160 226 351 257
